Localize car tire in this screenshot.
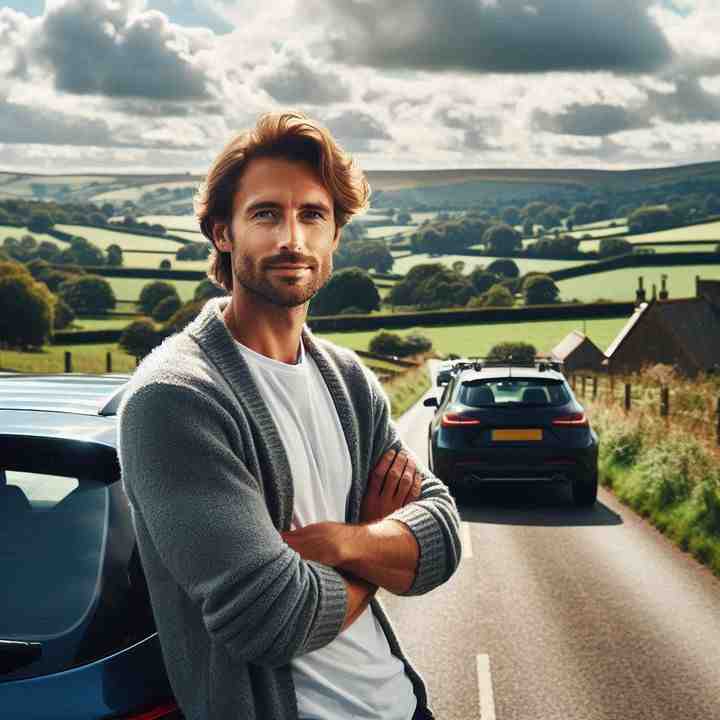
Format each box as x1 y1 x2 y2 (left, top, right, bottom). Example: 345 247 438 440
572 469 598 508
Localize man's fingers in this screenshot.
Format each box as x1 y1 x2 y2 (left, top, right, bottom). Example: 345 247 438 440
395 464 415 505
369 448 398 493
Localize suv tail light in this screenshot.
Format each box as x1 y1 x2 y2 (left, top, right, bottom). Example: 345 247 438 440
442 413 482 427
119 701 181 719
552 412 588 427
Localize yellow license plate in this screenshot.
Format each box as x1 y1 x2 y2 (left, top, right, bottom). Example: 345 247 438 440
492 429 543 441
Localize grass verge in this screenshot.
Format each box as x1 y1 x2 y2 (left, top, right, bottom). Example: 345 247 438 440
383 363 431 419
590 403 720 577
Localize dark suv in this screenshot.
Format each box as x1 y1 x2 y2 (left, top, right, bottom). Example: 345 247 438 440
424 359 599 507
0 374 181 719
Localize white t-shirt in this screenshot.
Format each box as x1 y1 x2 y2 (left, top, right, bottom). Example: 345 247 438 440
235 337 417 720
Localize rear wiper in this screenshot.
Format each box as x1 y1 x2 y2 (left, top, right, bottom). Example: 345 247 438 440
0 639 43 674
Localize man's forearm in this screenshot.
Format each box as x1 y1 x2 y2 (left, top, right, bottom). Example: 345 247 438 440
339 573 377 631
339 519 419 594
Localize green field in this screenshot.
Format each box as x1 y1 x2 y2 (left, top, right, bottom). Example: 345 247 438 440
640 243 719 253
0 343 137 374
56 224 181 252
95 182 196 203
318 316 627 358
108 276 200 303
627 220 720 244
0 225 66 247
392 252 589 277
139 215 202 231
557 264 720 302
569 225 629 239
68 317 139 331
364 225 416 239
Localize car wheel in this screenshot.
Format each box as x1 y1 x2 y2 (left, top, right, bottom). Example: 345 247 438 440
572 469 598 508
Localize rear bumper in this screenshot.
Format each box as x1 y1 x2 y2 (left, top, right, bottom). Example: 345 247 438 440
432 444 598 486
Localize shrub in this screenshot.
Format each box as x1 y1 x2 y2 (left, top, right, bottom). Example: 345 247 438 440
369 331 432 357
138 280 180 316
0 273 55 348
119 318 162 359
164 300 205 335
58 274 116 314
152 294 182 322
53 296 76 330
487 341 536 363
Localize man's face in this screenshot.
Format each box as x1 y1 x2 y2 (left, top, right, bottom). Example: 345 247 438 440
217 155 340 308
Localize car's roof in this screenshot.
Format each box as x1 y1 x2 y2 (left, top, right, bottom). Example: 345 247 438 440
456 366 566 382
0 373 131 416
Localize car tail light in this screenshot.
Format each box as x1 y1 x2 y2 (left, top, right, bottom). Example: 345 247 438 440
441 412 482 427
552 412 588 427
119 701 181 719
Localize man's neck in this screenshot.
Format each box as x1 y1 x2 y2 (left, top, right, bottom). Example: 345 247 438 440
222 291 307 365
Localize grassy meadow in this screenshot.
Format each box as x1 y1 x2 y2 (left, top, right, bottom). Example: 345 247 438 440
318 316 627 358
392 252 589 276
0 224 65 247
56 224 182 252
556 264 720 303
107 276 200 303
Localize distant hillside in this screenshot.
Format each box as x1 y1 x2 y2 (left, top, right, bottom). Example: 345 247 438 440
0 160 718 210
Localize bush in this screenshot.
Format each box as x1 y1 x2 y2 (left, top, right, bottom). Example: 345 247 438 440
152 294 182 322
138 280 180 316
0 273 55 348
119 318 162 360
53 296 76 330
58 274 116 314
523 274 559 305
369 331 432 357
487 341 536 363
194 278 228 302
164 300 205 335
598 237 633 257
483 284 514 307
486 258 519 278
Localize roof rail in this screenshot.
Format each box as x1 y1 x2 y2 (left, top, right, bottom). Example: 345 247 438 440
452 356 564 373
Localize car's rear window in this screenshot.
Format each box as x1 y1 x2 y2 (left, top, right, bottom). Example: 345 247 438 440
0 470 108 639
458 378 570 406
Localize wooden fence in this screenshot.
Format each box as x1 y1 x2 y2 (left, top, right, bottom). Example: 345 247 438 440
570 372 720 446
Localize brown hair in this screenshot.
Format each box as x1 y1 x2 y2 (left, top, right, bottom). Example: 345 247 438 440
194 111 371 292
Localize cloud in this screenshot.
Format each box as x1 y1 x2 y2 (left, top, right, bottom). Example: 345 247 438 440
434 106 502 150
314 0 673 74
36 0 215 100
532 103 649 136
257 52 351 105
323 109 392 151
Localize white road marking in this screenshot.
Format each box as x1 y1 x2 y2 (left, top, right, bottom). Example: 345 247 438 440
461 521 474 559
476 654 497 720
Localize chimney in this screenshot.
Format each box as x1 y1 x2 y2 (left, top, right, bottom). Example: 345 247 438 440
659 274 669 301
635 275 646 305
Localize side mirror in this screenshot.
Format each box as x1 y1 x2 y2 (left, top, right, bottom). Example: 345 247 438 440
423 396 439 408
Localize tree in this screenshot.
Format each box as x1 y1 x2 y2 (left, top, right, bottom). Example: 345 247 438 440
395 211 412 224
521 218 534 238
194 278 228 302
159 259 172 270
598 237 633 257
482 224 521 256
59 274 116 314
27 212 54 234
571 202 592 226
119 318 162 360
482 284 514 307
521 202 547 221
486 258 519 278
59 237 106 266
523 274 559 305
107 244 124 267
138 280 180 316
469 267 497 295
36 240 61 263
0 260 31 280
0 273 54 348
309 267 380 315
53 296 76 330
335 239 394 273
388 263 446 306
488 341 536 363
152 294 182 322
628 206 674 234
177 243 211 261
164 300 205 335
589 199 610 222
413 267 474 309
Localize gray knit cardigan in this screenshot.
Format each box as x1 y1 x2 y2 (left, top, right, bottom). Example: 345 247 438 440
118 297 462 720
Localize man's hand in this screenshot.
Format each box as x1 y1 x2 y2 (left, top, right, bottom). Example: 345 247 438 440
360 447 422 524
281 521 354 566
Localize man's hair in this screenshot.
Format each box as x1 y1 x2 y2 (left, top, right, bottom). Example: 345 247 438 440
194 111 371 292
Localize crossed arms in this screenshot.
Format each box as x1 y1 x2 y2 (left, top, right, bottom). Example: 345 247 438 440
282 447 425 630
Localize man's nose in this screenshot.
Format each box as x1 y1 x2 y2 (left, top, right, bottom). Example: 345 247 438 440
279 215 306 253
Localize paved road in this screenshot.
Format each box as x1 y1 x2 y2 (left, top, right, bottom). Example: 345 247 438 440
380 362 720 720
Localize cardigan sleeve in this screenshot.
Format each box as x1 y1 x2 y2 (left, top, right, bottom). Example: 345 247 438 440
118 382 347 667
361 363 463 596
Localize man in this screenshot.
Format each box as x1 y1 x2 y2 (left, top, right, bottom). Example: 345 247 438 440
118 111 461 720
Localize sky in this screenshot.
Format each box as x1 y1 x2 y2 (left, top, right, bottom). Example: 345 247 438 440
0 0 719 174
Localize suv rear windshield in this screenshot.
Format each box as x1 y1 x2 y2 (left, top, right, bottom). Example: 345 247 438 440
0 469 108 640
458 378 570 407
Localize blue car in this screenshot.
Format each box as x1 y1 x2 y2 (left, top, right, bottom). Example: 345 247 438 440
0 374 182 720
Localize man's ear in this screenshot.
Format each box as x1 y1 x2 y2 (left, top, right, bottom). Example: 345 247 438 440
213 223 233 253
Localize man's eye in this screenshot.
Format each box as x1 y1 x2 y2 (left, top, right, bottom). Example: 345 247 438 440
304 211 324 219
254 209 276 219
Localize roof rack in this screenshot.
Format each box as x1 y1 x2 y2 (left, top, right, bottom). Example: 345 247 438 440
452 356 564 373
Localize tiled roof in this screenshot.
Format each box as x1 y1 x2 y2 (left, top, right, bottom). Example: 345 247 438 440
551 330 589 360
605 302 650 358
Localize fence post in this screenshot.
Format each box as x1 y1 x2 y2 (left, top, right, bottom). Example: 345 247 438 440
64 351 72 373
106 352 112 373
581 376 586 398
572 374 577 390
716 397 720 447
624 383 631 412
660 386 669 418
592 376 598 400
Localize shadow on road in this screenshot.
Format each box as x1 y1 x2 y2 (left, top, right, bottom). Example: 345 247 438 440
454 482 622 527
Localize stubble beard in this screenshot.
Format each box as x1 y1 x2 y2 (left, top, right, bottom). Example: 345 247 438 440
233 252 333 308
